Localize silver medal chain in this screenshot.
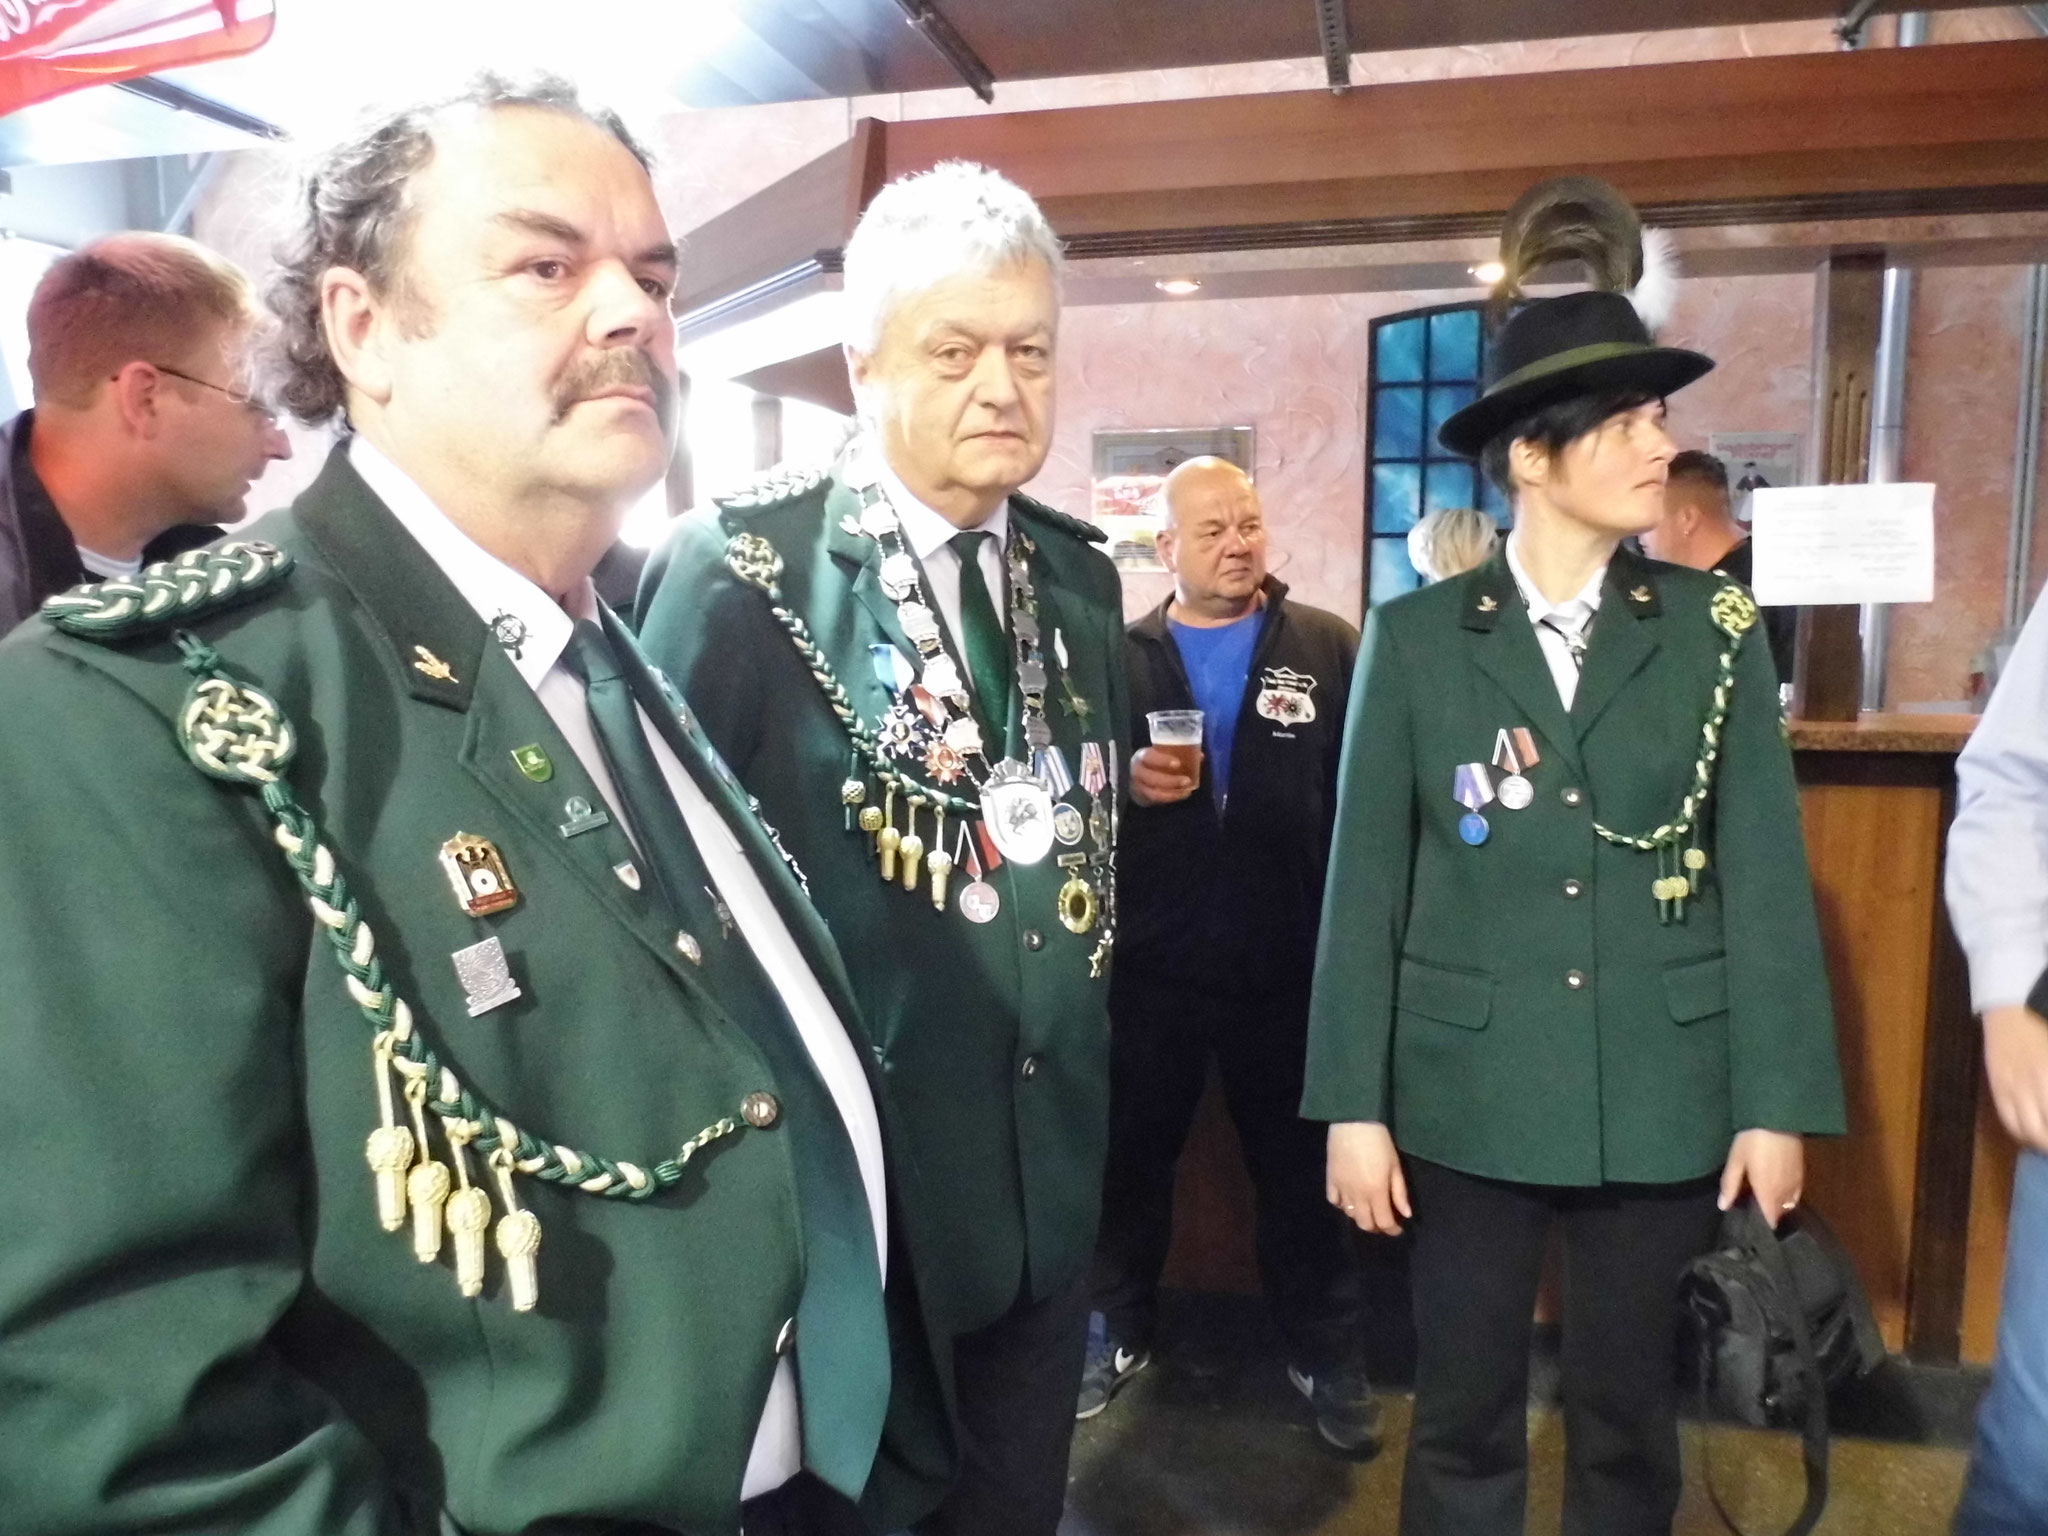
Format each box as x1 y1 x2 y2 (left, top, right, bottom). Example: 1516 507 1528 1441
846 451 1055 788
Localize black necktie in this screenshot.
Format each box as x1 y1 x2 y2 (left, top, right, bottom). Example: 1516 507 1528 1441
559 617 889 1499
949 530 1010 738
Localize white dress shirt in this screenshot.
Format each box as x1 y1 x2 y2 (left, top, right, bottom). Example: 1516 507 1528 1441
349 438 885 1498
1506 532 1607 711
1948 586 2048 1012
877 458 1009 657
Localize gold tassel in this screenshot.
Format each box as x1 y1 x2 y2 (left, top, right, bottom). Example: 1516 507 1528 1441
403 1075 452 1263
443 1121 492 1298
489 1148 542 1314
364 1032 414 1233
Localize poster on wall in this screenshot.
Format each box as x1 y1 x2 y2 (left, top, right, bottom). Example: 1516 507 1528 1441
1089 427 1254 572
1709 431 1803 521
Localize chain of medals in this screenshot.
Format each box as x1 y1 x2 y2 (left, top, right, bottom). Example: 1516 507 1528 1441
721 443 1116 953
1590 584 1758 924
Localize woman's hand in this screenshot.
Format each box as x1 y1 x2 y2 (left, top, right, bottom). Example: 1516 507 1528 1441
1327 1121 1411 1236
1719 1128 1804 1228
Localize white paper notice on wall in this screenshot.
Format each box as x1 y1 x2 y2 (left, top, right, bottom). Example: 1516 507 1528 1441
1748 483 1936 607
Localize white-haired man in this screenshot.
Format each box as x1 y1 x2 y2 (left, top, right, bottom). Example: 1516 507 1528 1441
639 161 1127 1536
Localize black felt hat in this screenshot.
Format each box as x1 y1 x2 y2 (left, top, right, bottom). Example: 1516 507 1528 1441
1437 177 1714 460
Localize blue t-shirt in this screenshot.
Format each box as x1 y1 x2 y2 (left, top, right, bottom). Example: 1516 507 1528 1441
1167 607 1263 806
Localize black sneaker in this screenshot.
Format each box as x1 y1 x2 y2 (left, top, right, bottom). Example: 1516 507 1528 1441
1075 1315 1150 1420
1287 1358 1382 1453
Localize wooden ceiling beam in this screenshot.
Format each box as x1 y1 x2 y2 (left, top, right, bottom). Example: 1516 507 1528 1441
678 40 2048 325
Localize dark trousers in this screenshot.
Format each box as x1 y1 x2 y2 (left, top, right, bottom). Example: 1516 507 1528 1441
914 1270 1091 1536
1400 1158 1721 1536
1091 972 1361 1370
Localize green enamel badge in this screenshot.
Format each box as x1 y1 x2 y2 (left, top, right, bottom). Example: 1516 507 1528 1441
511 744 553 782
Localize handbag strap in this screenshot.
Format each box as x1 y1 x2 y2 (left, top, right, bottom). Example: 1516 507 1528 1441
1699 1199 1831 1536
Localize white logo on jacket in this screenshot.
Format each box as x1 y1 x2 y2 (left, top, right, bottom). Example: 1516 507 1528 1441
1255 666 1318 725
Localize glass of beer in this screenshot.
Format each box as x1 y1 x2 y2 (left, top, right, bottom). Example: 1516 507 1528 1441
1146 709 1204 779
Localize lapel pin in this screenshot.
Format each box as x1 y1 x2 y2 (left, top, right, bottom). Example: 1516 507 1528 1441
511 744 553 782
440 834 518 916
614 860 642 891
489 612 528 659
558 796 611 838
1630 584 1653 604
1477 594 1499 613
451 935 523 1016
413 646 457 684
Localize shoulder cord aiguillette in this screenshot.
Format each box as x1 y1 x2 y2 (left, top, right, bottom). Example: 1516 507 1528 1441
171 631 746 1313
1589 584 1758 924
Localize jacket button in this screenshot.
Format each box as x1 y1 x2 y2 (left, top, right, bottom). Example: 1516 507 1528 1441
776 1317 797 1356
1021 1056 1040 1080
741 1091 781 1128
1023 929 1045 951
1565 970 1587 990
1561 788 1584 808
1563 879 1583 899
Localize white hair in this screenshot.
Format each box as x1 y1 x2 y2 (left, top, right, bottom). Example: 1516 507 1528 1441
841 160 1064 353
1407 506 1499 584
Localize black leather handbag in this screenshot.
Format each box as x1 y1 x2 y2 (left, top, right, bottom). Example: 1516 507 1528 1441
1679 1199 1888 1536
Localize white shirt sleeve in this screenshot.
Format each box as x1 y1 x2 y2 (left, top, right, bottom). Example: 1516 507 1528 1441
1948 587 2048 1012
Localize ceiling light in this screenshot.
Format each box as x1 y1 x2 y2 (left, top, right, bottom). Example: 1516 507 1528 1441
1471 261 1506 285
1155 278 1202 296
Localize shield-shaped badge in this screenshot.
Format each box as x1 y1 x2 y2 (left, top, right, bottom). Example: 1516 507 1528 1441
980 758 1056 866
1254 666 1319 725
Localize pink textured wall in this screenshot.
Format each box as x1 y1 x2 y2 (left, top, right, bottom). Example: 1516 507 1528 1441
1033 271 1822 628
1893 266 2048 704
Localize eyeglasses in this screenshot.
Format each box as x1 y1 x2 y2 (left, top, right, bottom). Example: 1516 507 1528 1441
136 361 279 424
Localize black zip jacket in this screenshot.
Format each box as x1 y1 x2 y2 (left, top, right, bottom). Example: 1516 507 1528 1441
1117 576 1359 994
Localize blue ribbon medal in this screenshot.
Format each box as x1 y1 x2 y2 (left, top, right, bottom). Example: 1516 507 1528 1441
1453 762 1495 846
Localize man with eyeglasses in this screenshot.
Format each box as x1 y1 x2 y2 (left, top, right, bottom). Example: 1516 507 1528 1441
0 231 292 634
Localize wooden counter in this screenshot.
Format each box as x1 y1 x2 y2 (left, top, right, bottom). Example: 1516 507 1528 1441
1793 712 2012 1364
1162 711 2015 1365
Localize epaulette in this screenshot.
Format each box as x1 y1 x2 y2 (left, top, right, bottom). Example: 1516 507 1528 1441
713 464 830 517
1009 492 1107 545
41 540 293 643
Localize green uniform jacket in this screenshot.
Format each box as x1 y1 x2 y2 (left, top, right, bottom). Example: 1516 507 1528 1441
637 471 1128 1334
0 450 948 1535
1302 544 1847 1185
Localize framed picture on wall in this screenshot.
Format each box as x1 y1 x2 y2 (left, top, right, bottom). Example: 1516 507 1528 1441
1089 426 1255 572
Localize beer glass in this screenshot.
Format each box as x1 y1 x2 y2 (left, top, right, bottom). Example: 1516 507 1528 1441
1146 708 1204 779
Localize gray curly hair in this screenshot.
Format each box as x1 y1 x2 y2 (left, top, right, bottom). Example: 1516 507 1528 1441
263 72 653 428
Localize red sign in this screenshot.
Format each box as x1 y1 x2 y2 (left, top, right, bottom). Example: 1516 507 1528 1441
0 0 275 118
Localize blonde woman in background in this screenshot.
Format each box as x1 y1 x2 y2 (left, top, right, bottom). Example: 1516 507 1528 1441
1407 505 1498 584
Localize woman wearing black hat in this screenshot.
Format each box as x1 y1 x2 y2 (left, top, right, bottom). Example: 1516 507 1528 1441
1303 179 1845 1536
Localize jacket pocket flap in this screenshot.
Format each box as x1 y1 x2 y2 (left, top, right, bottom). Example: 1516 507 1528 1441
1396 958 1493 1030
1663 954 1729 1024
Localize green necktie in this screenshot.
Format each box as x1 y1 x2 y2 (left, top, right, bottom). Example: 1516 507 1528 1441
560 617 890 1501
950 529 1010 739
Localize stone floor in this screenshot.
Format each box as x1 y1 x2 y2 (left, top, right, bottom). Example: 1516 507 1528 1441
1062 1292 1979 1536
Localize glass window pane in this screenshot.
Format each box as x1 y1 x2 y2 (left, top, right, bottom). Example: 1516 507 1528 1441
1375 318 1426 383
1480 473 1511 523
1372 462 1422 533
1424 460 1478 515
1428 307 1482 380
1372 386 1423 460
1370 537 1422 604
1425 384 1476 451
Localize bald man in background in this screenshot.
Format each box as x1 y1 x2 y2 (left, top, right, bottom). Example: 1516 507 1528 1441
1081 458 1376 1450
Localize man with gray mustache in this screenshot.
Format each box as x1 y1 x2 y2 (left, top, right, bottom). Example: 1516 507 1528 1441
0 74 948 1535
